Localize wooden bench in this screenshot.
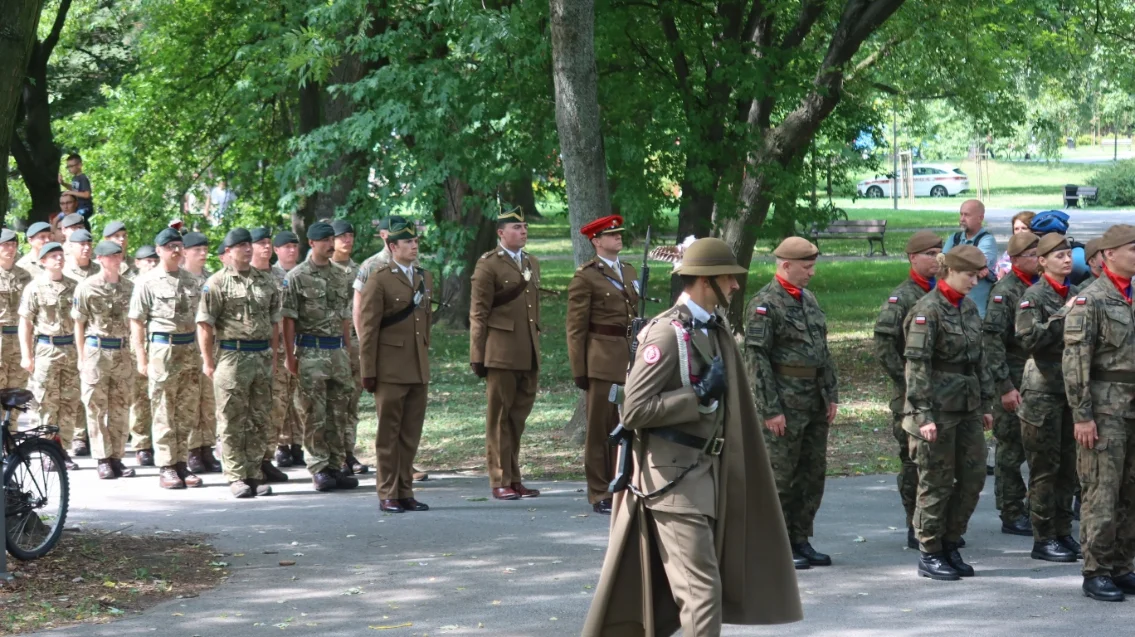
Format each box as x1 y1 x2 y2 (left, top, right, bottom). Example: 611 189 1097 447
807 219 888 256
1064 185 1099 208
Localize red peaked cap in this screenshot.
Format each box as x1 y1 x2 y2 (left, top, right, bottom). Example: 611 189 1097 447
580 215 625 239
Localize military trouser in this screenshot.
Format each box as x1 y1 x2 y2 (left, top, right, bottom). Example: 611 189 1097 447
585 379 619 504
993 399 1028 521
188 369 216 451
763 403 829 544
1077 413 1135 578
910 415 987 554
128 340 152 451
649 510 722 637
374 382 427 499
271 350 300 450
295 344 352 475
80 341 134 460
485 367 538 488
0 331 27 433
29 339 80 448
892 412 918 527
1020 391 1076 542
215 349 272 483
148 341 202 468
343 333 361 456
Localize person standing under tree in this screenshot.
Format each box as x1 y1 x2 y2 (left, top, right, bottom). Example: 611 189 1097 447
0 230 32 425
269 230 304 467
180 232 222 475
330 219 368 476
128 245 159 467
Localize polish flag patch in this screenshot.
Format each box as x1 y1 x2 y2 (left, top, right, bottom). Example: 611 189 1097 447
914 316 927 325
888 296 899 304
755 306 768 315
993 295 1003 303
1075 297 1088 305
642 344 661 365
1019 300 1030 309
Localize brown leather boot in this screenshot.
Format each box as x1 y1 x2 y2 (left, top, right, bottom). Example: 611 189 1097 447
274 445 293 467
230 480 254 498
247 479 272 497
176 462 204 488
187 448 208 474
97 459 116 480
159 466 185 489
312 470 337 492
202 447 222 473
111 458 136 478
136 448 155 466
261 460 289 483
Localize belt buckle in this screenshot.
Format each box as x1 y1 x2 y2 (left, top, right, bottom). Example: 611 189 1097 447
709 437 724 456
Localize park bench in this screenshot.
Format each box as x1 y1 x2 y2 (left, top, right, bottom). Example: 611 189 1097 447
807 219 888 256
1063 184 1098 208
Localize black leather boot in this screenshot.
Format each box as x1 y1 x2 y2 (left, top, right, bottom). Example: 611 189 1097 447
1001 514 1033 536
943 542 974 577
792 542 832 567
906 526 917 550
1056 535 1082 560
918 551 960 581
1083 576 1124 602
1112 572 1135 595
1031 539 1076 563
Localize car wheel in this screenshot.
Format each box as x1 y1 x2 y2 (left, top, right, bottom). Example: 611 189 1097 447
930 185 948 197
866 186 884 198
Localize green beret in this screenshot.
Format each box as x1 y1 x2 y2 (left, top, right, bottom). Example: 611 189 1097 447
94 241 123 257
307 222 334 241
155 228 183 246
0 229 18 244
273 231 298 247
224 228 252 248
182 232 208 249
332 220 354 236
26 222 52 239
39 242 63 260
102 221 127 237
250 227 272 243
216 244 226 256
68 229 93 243
134 245 157 260
61 213 86 228
387 222 417 242
378 215 406 232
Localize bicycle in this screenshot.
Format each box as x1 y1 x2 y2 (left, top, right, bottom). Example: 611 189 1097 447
2 388 70 561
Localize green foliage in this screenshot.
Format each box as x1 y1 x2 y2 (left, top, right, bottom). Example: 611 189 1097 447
1088 160 1135 206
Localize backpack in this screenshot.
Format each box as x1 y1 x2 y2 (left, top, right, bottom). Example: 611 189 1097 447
1030 210 1070 235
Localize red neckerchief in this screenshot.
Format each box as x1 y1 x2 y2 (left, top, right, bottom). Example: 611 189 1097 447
1103 265 1133 303
910 269 934 293
937 279 965 307
1043 273 1069 299
775 274 802 301
1011 265 1037 288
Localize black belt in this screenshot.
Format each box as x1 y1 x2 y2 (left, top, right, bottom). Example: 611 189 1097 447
773 364 819 379
589 323 627 338
650 427 724 456
933 361 976 375
1092 370 1135 384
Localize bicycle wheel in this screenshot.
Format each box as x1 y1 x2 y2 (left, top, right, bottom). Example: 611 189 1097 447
4 437 70 560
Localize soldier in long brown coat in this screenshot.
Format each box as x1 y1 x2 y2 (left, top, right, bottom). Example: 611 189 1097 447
566 215 639 515
358 222 432 513
469 206 541 500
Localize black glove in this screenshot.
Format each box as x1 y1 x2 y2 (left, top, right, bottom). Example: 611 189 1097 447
693 356 726 406
470 362 488 378
574 376 589 391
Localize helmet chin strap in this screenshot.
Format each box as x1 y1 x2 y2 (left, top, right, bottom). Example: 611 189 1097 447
707 277 730 310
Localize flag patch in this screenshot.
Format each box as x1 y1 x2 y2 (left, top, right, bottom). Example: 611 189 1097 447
914 316 927 325
755 306 767 315
1075 297 1087 305
993 295 1003 303
888 296 899 304
1019 300 1030 309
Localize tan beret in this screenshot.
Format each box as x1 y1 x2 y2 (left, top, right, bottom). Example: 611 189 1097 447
1006 231 1039 257
905 230 943 254
1084 238 1102 262
1097 224 1135 251
773 236 819 260
1037 233 1070 257
944 244 987 271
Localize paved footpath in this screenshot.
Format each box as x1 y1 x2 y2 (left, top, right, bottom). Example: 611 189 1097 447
32 459 1135 637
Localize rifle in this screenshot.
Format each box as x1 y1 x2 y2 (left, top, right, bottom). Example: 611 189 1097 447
607 225 652 493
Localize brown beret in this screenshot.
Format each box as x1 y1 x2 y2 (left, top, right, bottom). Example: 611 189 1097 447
1006 231 1039 257
773 236 819 260
905 230 943 254
944 244 987 272
1037 233 1070 257
1097 224 1135 251
1084 238 1102 262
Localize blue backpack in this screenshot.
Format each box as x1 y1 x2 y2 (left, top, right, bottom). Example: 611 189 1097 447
1031 210 1089 283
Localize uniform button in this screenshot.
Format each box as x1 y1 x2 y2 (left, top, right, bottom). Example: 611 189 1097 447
530 319 533 322
527 305 531 308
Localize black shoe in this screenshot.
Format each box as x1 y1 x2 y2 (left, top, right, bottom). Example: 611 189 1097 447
72 438 91 457
399 498 429 511
346 454 369 475
290 444 305 466
592 500 612 515
792 554 811 570
1112 572 1135 595
1001 515 1033 536
944 542 974 577
334 470 359 490
1057 535 1083 560
274 445 293 468
247 479 272 497
1083 576 1125 602
907 526 918 550
201 447 222 473
1032 539 1077 563
136 448 155 467
187 448 208 475
792 542 832 567
260 460 289 483
918 551 961 581
313 470 337 492
110 458 135 478
1072 494 1081 521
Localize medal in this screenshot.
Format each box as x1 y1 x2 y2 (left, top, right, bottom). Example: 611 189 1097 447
413 291 423 306
522 268 532 282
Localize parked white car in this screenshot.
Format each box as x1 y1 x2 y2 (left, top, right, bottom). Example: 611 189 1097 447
857 164 969 198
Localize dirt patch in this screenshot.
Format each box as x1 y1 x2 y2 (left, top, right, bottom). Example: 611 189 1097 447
1 528 226 635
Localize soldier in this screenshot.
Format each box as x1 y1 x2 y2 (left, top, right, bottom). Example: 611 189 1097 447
358 221 432 512
198 228 282 498
18 242 81 470
903 245 995 581
982 231 1040 536
469 206 542 501
59 213 86 243
63 228 100 285
873 230 942 549
129 245 159 466
0 229 32 432
583 237 801 636
330 219 368 475
1063 224 1135 602
16 222 52 276
101 221 136 278
129 228 204 490
745 237 838 570
282 221 358 492
565 215 638 515
180 232 221 474
1085 238 1103 279
1016 233 1081 563
269 230 303 467
73 240 135 480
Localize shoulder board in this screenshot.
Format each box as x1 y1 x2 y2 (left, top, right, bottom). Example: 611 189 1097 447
1075 297 1087 305
993 295 1003 303
914 316 927 324
888 296 899 304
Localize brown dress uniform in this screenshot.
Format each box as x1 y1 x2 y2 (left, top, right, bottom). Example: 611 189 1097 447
469 244 541 491
566 253 638 505
358 258 432 501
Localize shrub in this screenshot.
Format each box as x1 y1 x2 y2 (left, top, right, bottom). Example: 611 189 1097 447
1075 133 1095 148
1088 160 1135 206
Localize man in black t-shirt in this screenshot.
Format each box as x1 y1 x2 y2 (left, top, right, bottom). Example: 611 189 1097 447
59 153 94 220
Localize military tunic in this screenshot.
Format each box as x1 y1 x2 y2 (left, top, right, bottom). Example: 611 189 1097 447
72 272 135 461
332 257 363 458
565 256 639 504
16 252 42 278
744 279 838 544
19 274 81 449
982 270 1034 522
128 268 203 469
0 264 33 426
903 287 994 553
198 266 281 483
1016 275 1080 542
282 257 353 475
267 263 300 452
185 269 216 453
1063 275 1135 579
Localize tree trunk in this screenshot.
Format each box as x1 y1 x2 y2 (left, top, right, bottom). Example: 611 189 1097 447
292 81 323 245
504 176 541 220
432 176 497 328
0 0 43 224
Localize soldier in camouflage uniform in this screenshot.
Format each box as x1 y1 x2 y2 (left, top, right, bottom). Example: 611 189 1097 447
330 220 368 475
19 242 81 470
1063 224 1135 602
982 231 1040 536
73 240 136 480
16 222 52 278
745 237 838 570
0 229 32 433
902 245 995 581
129 245 159 466
873 231 942 549
62 228 101 456
282 222 358 492
102 221 136 278
181 232 221 474
269 230 303 466
1015 233 1082 563
1084 238 1103 279
198 228 282 498
129 228 204 490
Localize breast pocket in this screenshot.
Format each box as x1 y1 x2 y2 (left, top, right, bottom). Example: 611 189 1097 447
1103 306 1133 348
39 289 62 325
151 282 177 319
299 285 326 320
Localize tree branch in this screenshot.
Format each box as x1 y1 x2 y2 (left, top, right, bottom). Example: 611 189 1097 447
780 0 826 49
658 10 694 113
41 0 75 61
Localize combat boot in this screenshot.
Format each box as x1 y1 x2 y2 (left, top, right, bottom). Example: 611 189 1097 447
159 466 185 489
175 461 204 488
335 469 359 490
290 444 304 466
72 438 91 457
346 454 369 474
1057 535 1083 559
1112 572 1135 595
97 459 116 480
906 526 918 550
1072 494 1081 521
792 542 832 567
136 448 155 466
1032 539 1076 563
187 448 208 475
274 445 293 467
917 552 960 581
247 479 273 497
943 542 974 577
230 480 254 499
1001 514 1032 536
1083 576 1124 602
312 470 337 492
261 460 289 483
202 447 222 473
110 458 136 478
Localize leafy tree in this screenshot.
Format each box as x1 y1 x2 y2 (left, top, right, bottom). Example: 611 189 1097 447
0 0 43 222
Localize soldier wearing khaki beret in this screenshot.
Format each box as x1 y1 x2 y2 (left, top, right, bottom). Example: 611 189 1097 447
1084 238 1103 279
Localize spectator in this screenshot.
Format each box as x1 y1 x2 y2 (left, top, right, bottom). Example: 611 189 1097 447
994 211 1036 279
59 193 78 215
59 153 94 219
943 199 998 318
203 179 236 227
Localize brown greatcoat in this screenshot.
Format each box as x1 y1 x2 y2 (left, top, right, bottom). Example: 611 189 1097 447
358 263 432 384
566 257 639 383
469 247 541 370
582 303 802 636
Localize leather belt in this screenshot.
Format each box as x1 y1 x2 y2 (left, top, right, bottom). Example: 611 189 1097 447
650 427 724 456
219 339 270 352
773 364 819 379
1092 370 1135 384
36 334 74 346
933 361 976 375
589 323 627 338
85 335 123 350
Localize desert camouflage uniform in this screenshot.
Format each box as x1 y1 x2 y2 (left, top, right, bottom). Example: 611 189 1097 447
332 257 362 456
268 264 300 452
126 268 152 450
186 269 216 452
19 274 80 448
0 264 32 432
72 272 135 460
744 280 838 545
15 252 42 278
62 258 99 444
902 288 993 553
